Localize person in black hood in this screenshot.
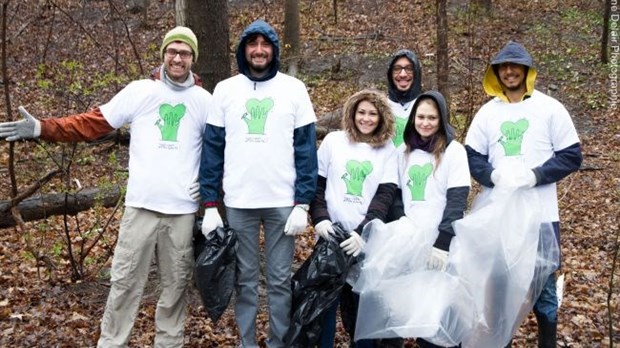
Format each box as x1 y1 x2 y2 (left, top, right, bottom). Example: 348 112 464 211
199 19 318 348
386 49 422 148
386 90 470 348
465 41 582 348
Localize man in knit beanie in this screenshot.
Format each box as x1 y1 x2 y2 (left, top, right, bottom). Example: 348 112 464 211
0 26 211 347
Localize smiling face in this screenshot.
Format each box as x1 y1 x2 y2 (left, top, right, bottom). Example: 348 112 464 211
497 62 527 93
163 41 193 83
355 100 380 136
245 34 273 78
391 56 414 92
413 99 440 140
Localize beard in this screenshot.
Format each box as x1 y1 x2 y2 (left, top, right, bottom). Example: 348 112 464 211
249 62 270 74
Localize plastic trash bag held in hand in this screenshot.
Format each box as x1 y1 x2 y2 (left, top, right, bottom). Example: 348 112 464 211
285 222 355 347
353 218 475 346
452 183 559 348
193 218 238 324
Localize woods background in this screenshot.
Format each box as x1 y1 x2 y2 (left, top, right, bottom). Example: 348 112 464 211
0 0 618 347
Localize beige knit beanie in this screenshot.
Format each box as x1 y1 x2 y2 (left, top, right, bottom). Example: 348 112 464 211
160 26 199 62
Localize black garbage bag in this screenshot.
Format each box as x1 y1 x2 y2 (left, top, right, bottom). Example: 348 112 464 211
285 222 356 347
193 218 237 324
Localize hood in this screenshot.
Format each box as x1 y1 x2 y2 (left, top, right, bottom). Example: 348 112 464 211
341 89 395 148
236 19 280 82
483 41 537 102
387 49 422 104
403 90 455 149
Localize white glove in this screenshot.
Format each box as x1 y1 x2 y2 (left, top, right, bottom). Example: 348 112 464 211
491 166 536 189
284 204 309 236
188 179 200 202
0 106 42 141
201 207 223 238
514 167 536 188
314 220 335 241
339 231 364 257
426 247 449 271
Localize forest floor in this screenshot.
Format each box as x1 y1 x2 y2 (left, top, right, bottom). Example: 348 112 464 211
0 0 618 347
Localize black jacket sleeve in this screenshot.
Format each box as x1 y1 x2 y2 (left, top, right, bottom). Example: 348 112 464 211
465 145 495 188
385 188 405 223
434 186 469 251
309 175 330 225
293 123 318 204
200 124 226 204
354 183 398 233
532 142 582 186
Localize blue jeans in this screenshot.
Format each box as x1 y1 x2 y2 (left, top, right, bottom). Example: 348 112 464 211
226 207 295 348
533 272 558 322
533 221 560 323
318 299 339 347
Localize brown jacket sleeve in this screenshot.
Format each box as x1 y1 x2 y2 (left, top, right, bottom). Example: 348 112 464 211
39 107 115 142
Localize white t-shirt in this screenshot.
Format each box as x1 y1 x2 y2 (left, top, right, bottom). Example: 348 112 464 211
388 99 414 148
100 79 211 214
397 141 471 230
209 72 316 208
465 90 580 221
319 131 398 231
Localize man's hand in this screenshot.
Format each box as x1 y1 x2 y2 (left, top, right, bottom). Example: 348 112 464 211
188 179 200 202
284 204 309 236
340 231 364 257
314 220 335 241
0 106 42 141
491 165 536 189
201 207 223 238
426 247 449 271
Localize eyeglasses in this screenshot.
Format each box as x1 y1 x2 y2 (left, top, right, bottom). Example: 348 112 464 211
392 65 414 75
165 48 193 60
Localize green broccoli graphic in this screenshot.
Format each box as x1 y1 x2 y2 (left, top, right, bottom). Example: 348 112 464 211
341 160 373 196
242 98 274 134
392 117 408 147
156 103 186 141
407 163 433 201
498 119 529 156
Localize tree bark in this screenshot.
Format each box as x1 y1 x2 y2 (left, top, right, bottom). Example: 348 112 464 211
436 0 450 104
601 0 610 64
0 186 123 228
175 0 187 26
186 0 230 93
284 0 300 76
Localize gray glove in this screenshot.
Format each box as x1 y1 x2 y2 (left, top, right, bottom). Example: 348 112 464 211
188 179 200 202
314 220 335 241
426 247 449 271
340 231 364 257
0 106 41 141
201 207 223 238
284 204 309 236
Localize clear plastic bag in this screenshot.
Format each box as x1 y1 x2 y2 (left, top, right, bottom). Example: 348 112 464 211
352 185 559 347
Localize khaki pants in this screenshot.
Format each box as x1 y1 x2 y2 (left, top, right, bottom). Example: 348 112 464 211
97 207 195 348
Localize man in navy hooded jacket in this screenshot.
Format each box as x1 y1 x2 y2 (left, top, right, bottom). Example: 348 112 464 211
465 41 582 347
199 19 318 348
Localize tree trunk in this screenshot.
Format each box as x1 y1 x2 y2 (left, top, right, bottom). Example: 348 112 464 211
284 0 300 76
175 0 187 26
186 0 230 93
436 0 450 104
0 186 123 228
601 0 610 64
